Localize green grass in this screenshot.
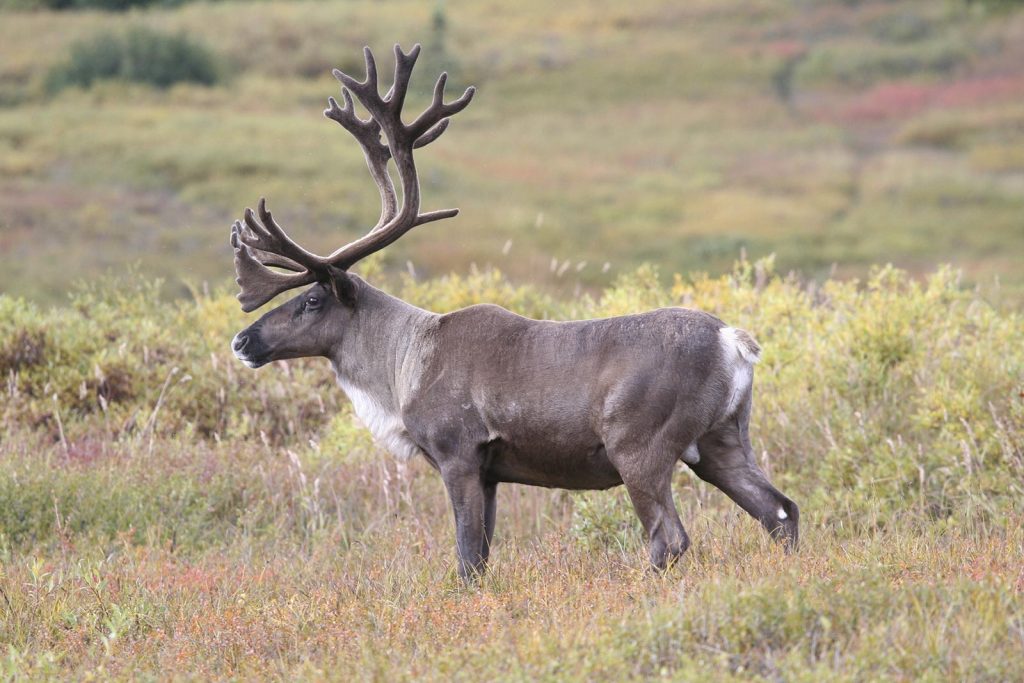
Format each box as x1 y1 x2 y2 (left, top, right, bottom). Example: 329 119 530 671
1 0 1023 302
1 263 1022 679
45 26 221 93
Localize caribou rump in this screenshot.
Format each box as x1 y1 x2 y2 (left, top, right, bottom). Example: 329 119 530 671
229 45 799 580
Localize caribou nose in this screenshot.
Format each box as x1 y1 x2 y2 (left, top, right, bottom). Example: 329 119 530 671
232 333 250 353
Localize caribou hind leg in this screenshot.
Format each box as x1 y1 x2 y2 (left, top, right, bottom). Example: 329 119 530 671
691 422 799 549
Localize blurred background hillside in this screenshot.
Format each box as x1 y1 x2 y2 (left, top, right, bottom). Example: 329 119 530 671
1 0 1023 304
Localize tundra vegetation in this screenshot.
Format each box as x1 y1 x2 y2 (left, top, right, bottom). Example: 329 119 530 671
1 0 1023 679
1 262 1023 679
1 0 1024 301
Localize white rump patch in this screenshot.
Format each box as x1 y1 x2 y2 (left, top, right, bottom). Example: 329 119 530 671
338 378 423 461
777 507 788 521
720 327 761 364
719 327 759 419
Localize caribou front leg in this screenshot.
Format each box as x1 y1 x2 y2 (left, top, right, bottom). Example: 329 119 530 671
441 465 488 581
482 482 498 565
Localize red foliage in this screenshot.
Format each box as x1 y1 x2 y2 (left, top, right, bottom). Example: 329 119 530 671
837 75 1024 123
935 75 1024 107
763 40 808 60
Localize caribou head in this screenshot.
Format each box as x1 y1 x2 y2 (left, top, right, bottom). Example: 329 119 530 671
231 44 472 368
229 45 799 581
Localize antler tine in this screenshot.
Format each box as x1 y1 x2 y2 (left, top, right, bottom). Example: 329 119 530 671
320 44 475 270
231 217 318 312
413 118 450 149
245 199 327 265
409 73 475 140
324 205 462 271
324 88 376 135
245 244 306 272
332 47 386 120
386 43 421 112
232 45 475 309
362 46 379 94
324 87 398 229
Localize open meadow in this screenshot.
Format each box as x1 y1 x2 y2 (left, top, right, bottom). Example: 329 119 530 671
1 0 1024 300
1 0 1024 680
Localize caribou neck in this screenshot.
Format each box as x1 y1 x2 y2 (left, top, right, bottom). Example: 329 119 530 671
329 278 438 409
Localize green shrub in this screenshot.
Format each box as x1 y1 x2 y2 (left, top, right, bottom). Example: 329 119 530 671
3 261 1021 544
0 273 345 446
46 27 220 93
570 489 641 552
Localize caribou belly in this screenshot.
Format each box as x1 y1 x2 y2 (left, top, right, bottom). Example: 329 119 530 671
484 440 623 490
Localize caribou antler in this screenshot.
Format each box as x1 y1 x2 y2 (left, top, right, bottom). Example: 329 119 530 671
231 43 475 312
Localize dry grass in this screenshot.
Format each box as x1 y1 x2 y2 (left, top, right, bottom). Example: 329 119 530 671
2 445 1022 680
2 262 1023 679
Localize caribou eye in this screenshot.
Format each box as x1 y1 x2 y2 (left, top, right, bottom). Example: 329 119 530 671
305 296 321 310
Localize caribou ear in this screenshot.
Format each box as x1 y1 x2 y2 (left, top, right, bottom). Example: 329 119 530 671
324 266 358 307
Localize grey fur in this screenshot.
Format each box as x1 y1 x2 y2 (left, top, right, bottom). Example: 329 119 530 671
232 277 799 579
228 44 798 580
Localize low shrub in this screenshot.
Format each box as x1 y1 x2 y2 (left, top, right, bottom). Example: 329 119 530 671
46 27 220 93
1 263 1022 679
2 261 1021 550
0 274 344 445
796 37 969 87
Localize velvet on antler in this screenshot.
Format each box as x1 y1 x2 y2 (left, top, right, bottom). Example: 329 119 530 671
230 44 475 312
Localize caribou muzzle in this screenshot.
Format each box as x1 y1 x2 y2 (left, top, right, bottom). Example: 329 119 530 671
231 326 270 368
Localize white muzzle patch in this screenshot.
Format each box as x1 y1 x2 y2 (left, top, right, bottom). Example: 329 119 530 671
232 333 257 368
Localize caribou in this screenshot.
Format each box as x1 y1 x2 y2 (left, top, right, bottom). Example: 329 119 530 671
229 44 798 580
